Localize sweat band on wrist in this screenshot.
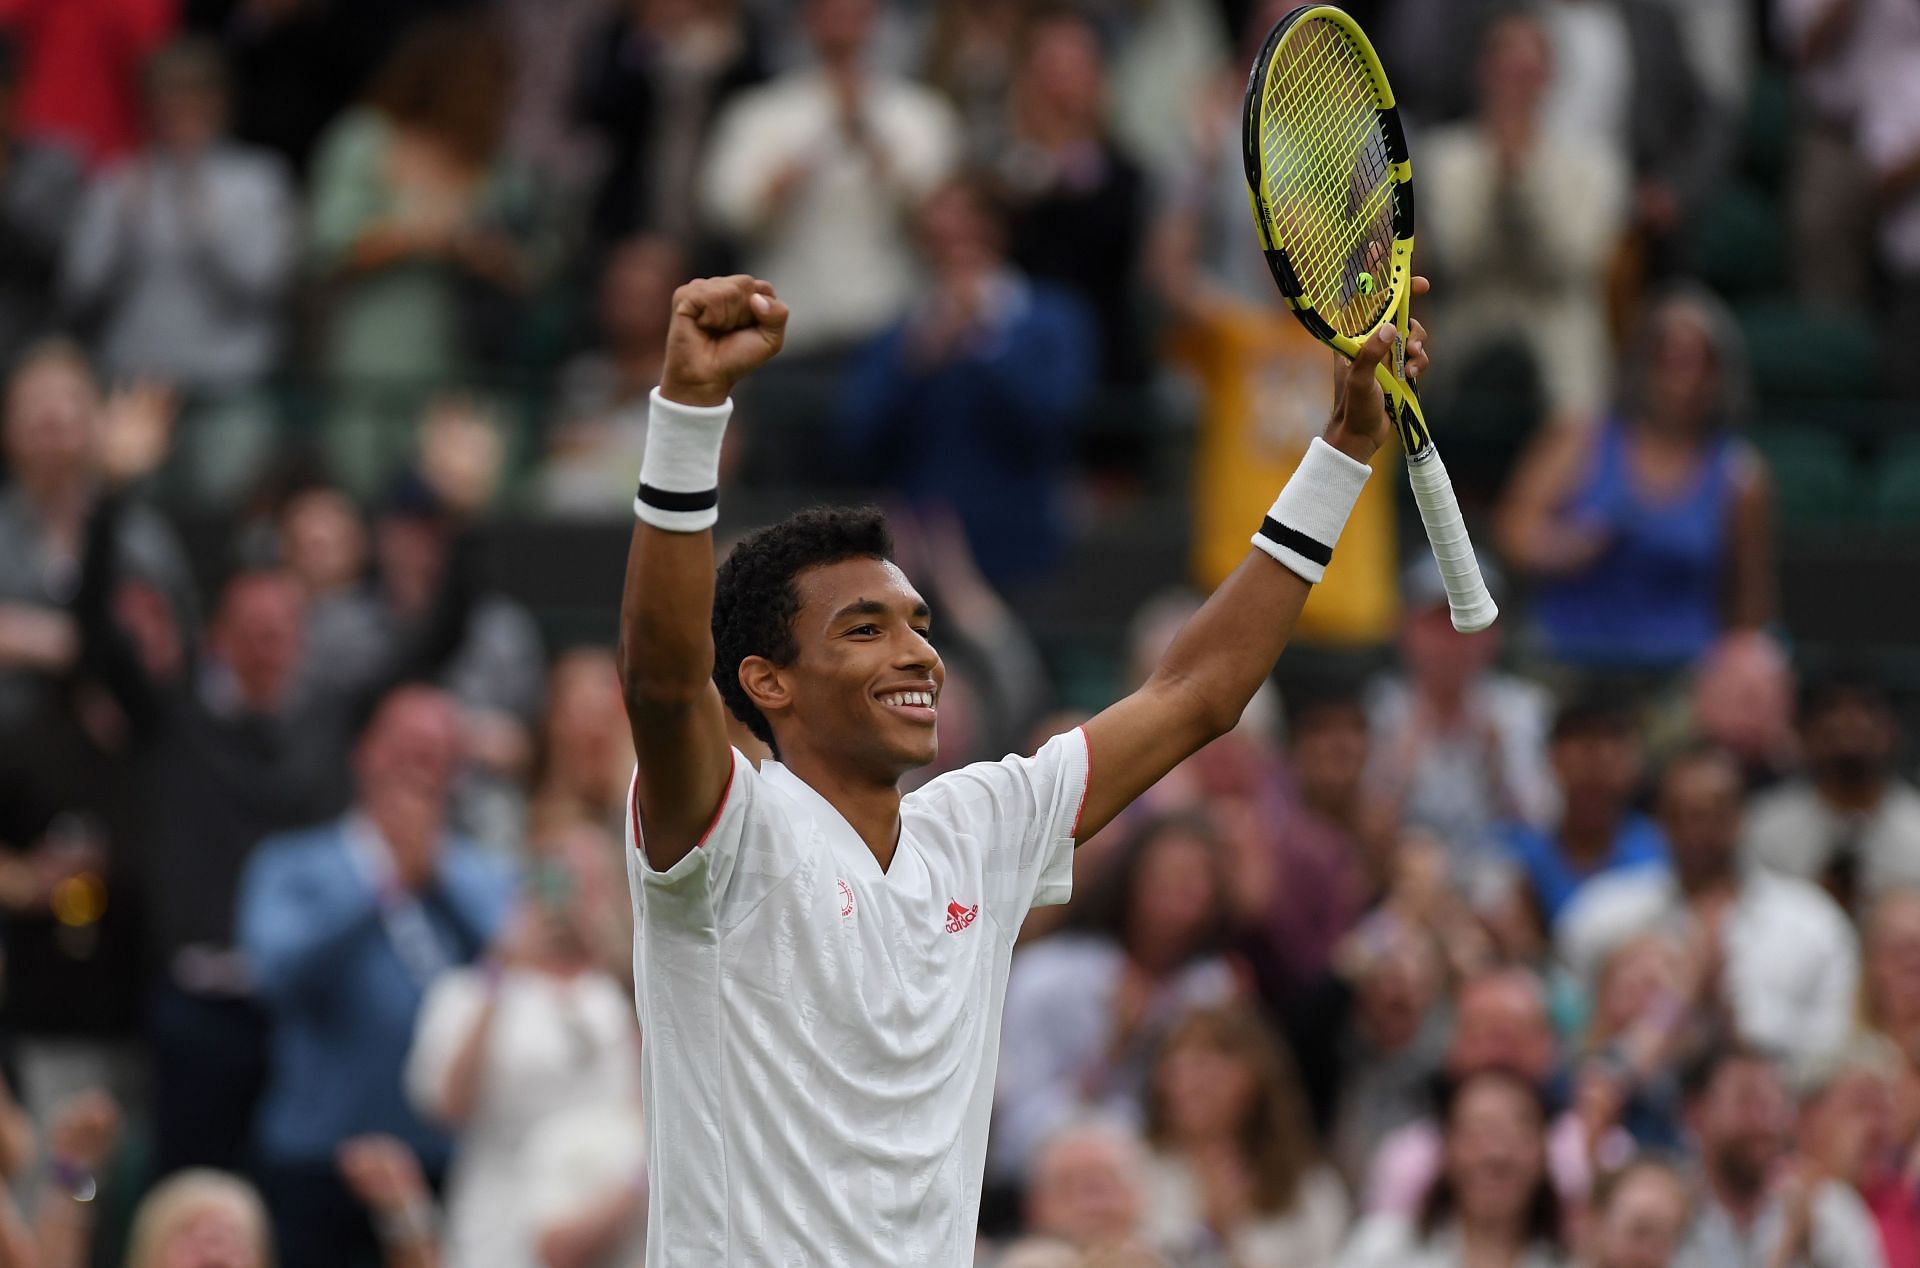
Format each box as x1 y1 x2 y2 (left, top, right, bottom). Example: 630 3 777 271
1250 437 1372 584
635 388 732 531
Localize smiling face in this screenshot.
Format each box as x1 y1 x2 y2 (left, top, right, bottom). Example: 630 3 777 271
1444 1075 1547 1226
743 556 945 783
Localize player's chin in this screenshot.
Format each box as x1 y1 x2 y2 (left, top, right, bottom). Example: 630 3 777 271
882 721 940 769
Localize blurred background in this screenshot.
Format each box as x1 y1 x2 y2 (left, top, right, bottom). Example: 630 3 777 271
0 0 1918 1265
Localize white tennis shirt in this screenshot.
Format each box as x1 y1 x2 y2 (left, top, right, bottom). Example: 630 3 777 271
625 728 1090 1267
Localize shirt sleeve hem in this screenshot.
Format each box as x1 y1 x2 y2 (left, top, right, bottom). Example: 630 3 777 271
1069 725 1092 841
628 750 740 875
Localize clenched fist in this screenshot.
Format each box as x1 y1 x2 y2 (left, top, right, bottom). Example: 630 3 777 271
659 275 791 409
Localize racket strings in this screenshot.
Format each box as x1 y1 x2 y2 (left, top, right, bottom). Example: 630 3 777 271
1254 17 1396 338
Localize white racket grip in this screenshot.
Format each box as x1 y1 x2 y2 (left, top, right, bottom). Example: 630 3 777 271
1405 446 1498 632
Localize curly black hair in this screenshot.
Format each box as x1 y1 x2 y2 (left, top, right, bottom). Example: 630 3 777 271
712 506 894 750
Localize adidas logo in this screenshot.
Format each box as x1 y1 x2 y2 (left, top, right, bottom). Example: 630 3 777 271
945 901 979 933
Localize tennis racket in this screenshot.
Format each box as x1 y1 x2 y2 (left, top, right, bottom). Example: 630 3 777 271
1242 3 1498 632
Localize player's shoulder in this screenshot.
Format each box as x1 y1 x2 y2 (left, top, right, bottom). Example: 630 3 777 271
903 730 1087 813
722 750 846 843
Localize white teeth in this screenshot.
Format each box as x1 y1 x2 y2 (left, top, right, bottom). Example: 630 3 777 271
882 691 935 708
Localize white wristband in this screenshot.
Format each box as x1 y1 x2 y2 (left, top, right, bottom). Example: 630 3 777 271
1250 437 1372 584
635 387 732 531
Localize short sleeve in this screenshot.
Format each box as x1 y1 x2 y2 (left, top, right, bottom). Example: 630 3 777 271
627 748 800 932
908 728 1090 922
404 968 488 1124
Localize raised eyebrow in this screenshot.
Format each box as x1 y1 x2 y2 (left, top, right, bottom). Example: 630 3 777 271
829 599 892 625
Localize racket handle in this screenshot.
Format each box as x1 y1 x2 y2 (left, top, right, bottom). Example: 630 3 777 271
1405 445 1498 633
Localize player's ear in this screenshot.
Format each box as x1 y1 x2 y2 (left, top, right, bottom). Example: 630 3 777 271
738 656 790 718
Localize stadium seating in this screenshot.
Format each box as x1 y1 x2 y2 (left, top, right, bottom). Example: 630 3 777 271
1737 303 1883 407
1747 423 1858 533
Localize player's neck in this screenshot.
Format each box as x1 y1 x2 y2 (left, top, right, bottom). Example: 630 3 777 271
779 749 904 872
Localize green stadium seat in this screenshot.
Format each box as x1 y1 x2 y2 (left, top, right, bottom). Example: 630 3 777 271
1741 70 1792 192
1681 185 1787 299
1736 303 1882 404
1875 445 1920 530
1748 424 1858 531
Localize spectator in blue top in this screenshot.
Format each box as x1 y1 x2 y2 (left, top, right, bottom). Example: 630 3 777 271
1503 695 1666 930
838 171 1097 587
237 684 513 1268
1496 287 1774 673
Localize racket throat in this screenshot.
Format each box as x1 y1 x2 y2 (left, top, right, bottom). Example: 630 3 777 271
1390 396 1431 455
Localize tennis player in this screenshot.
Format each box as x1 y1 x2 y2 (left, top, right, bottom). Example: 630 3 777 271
620 273 1427 1265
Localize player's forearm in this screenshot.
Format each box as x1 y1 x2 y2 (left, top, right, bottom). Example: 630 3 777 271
1146 552 1314 742
618 377 734 711
1080 365 1389 839
618 521 718 712
1153 429 1378 735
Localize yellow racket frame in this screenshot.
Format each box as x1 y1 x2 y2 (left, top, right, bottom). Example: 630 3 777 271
1241 3 1498 633
1242 3 1429 456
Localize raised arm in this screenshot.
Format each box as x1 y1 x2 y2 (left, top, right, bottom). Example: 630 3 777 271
1075 317 1417 841
618 277 788 870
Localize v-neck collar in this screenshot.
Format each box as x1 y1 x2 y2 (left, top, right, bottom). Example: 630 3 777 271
758 761 905 880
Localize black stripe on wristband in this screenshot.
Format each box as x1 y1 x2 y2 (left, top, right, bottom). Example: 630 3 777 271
1257 516 1333 566
637 483 719 513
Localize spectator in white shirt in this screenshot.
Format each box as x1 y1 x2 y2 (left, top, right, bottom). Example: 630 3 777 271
1745 675 1920 916
1367 555 1554 882
62 39 297 504
1672 1045 1887 1268
1773 0 1920 310
1853 30 1920 384
1558 746 1860 1083
407 824 645 1268
699 0 958 357
1419 9 1628 425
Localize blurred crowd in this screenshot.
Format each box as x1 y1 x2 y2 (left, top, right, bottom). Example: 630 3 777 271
0 0 1916 1266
